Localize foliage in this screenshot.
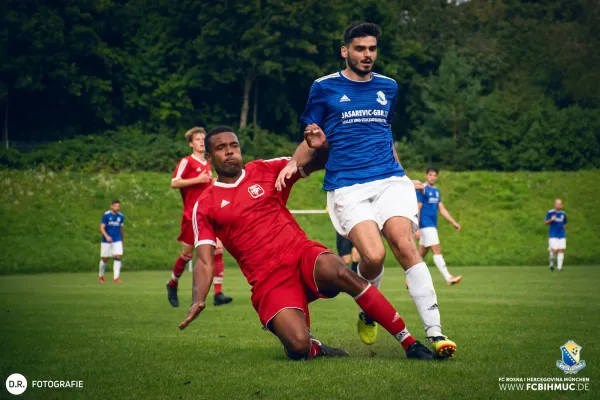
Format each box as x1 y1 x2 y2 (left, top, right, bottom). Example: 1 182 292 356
2 0 600 169
0 127 297 172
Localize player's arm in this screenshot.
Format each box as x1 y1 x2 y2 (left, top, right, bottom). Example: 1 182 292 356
439 202 461 231
301 148 329 176
100 222 112 242
171 172 210 189
178 244 214 330
544 212 556 224
120 226 124 243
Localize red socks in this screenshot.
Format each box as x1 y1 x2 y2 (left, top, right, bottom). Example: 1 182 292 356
169 254 192 288
354 284 416 350
213 253 224 295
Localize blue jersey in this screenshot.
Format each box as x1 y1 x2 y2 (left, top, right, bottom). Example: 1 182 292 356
416 185 441 228
101 211 124 242
545 209 567 238
300 71 404 191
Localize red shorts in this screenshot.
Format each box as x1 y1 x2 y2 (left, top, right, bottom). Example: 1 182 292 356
177 217 194 246
251 241 334 331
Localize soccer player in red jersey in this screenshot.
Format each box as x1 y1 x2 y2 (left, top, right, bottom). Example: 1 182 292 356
178 126 436 361
166 127 232 307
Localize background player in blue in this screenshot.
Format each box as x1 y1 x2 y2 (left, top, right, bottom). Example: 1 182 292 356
415 168 462 286
276 22 456 358
99 200 125 283
545 199 567 271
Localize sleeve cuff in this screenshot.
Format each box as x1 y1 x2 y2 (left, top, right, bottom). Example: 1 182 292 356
195 239 217 248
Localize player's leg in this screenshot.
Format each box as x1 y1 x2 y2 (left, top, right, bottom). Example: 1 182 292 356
548 239 556 271
418 244 428 258
556 239 566 271
348 221 386 345
375 176 456 358
166 219 194 307
99 243 110 283
431 242 461 286
336 233 352 266
213 240 233 306
112 241 123 283
327 186 386 345
269 309 347 359
350 247 360 273
557 250 565 271
310 251 435 360
382 217 456 357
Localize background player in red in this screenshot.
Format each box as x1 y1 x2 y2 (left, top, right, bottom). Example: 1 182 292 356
166 127 232 307
178 126 437 361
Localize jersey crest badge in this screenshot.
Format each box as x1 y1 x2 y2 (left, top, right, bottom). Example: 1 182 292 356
248 184 265 199
376 91 387 105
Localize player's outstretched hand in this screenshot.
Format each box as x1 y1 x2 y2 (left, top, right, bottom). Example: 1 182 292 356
178 302 206 330
304 124 327 148
275 160 298 191
453 223 462 231
412 180 425 194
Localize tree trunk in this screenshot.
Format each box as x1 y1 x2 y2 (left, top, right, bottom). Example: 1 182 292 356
3 90 8 149
253 79 258 137
452 104 457 140
239 74 254 129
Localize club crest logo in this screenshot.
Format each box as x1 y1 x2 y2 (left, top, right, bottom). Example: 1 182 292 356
376 91 387 105
556 341 586 374
248 184 265 199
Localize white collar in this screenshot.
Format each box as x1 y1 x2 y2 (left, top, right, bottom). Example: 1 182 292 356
214 170 246 188
191 154 207 165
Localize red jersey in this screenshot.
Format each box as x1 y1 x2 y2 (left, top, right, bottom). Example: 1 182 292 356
172 154 212 220
193 157 309 294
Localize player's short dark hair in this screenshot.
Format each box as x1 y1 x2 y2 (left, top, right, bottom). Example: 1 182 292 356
205 126 235 154
112 199 120 205
426 167 439 175
343 22 381 46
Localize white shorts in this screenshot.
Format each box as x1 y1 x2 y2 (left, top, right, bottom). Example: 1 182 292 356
101 241 123 257
419 227 440 247
326 175 418 237
548 238 566 250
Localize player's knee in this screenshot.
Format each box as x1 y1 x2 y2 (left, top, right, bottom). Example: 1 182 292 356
360 248 385 268
284 332 311 359
113 255 121 260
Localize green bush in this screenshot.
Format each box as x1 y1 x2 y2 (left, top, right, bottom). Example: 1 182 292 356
0 126 299 172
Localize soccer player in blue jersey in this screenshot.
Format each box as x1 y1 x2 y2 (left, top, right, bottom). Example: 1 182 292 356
415 167 462 286
99 200 125 283
276 22 456 358
545 199 567 271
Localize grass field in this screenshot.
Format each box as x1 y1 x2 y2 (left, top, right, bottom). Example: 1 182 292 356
1 266 598 399
1 169 600 274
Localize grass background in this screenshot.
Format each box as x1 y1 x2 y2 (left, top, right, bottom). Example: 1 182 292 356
1 168 599 274
1 267 598 399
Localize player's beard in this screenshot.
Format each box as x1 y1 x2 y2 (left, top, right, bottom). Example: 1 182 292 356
217 161 242 178
347 56 373 77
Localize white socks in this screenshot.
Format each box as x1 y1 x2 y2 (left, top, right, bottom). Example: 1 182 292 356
405 262 442 337
113 259 122 279
557 253 564 270
433 254 452 282
99 260 107 277
549 252 555 267
357 264 384 313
